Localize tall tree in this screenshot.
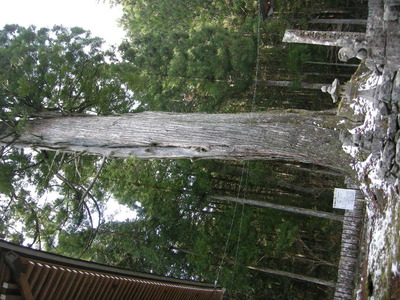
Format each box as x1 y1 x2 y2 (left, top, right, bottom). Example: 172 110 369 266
0 4 352 295
1 111 351 171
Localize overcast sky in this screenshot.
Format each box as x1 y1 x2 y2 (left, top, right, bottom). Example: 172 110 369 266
0 0 126 46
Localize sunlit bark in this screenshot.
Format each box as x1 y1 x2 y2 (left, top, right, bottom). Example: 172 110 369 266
1 111 351 171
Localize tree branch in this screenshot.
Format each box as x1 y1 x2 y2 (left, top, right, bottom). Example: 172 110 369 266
296 238 337 268
43 151 60 184
79 156 107 206
12 192 42 250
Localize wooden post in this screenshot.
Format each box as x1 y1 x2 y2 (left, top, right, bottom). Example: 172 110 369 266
4 251 34 300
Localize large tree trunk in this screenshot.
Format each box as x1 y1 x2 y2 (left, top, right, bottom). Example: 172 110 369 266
0 111 350 171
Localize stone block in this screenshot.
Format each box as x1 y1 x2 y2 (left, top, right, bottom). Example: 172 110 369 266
378 101 389 115
379 81 393 102
392 72 400 102
383 140 396 163
396 138 400 166
387 114 399 138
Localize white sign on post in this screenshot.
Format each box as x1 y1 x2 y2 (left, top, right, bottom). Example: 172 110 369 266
333 188 356 210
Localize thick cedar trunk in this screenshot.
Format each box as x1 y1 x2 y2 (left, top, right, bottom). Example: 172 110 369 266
0 111 350 170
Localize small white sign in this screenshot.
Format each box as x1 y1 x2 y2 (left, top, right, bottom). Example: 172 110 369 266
333 188 356 210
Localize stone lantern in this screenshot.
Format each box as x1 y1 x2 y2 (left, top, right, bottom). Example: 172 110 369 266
321 78 377 103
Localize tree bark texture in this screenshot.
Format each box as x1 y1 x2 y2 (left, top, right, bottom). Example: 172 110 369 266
1 111 350 170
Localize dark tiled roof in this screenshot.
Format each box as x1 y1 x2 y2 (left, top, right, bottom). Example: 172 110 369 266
0 240 224 300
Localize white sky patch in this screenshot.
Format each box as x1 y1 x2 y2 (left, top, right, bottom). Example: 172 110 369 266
0 0 126 47
392 262 400 277
104 198 138 222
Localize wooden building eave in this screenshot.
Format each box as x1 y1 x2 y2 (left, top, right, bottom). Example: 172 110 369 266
0 240 224 300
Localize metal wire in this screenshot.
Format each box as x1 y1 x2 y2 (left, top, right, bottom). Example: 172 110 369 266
251 6 263 114
233 164 249 267
214 3 263 289
215 161 246 285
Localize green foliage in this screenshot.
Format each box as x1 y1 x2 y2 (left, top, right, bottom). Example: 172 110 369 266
57 230 93 257
112 0 364 113
90 158 343 298
0 24 143 251
0 24 136 120
274 222 299 256
286 45 311 74
0 162 14 194
112 0 260 112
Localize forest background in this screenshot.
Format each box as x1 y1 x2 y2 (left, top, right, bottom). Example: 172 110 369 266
0 0 368 299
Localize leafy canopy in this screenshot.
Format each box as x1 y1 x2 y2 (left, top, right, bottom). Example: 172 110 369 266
0 24 136 122
0 24 138 251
